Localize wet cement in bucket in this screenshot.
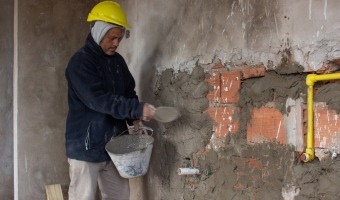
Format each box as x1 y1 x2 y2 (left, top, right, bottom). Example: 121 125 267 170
106 134 154 154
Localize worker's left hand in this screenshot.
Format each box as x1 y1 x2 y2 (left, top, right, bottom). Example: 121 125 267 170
132 120 143 132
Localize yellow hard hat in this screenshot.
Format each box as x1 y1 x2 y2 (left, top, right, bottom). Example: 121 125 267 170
87 1 131 29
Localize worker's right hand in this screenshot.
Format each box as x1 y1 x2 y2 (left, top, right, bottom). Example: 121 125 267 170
142 103 156 121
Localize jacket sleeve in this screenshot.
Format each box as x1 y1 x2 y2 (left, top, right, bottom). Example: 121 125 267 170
66 56 144 120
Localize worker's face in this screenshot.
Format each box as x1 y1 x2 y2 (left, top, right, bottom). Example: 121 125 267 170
100 27 124 56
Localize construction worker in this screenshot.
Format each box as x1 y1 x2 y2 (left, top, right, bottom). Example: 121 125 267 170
64 1 155 199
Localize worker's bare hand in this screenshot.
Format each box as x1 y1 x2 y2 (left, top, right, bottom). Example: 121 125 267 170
133 120 143 131
142 103 155 121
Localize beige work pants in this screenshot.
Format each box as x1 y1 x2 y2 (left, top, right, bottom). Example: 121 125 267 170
68 158 130 200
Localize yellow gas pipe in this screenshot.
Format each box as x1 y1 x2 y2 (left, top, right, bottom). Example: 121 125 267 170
302 73 340 162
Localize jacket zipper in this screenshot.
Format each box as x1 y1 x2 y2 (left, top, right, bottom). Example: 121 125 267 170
85 125 90 150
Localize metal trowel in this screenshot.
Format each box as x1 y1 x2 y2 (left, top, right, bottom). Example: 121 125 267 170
153 106 180 123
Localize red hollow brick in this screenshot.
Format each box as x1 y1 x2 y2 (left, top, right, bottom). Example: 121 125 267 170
206 71 221 103
220 70 241 103
241 66 266 79
206 107 239 138
232 157 263 191
247 107 286 144
212 63 223 69
314 104 340 153
245 158 263 169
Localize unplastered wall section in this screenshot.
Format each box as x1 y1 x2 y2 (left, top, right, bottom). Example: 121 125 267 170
206 64 340 154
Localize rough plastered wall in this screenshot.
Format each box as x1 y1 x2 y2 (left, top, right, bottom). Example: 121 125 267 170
3 0 339 199
15 0 95 199
116 0 340 200
0 0 14 199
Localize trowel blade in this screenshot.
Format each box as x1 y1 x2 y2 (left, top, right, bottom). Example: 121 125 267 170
153 106 180 123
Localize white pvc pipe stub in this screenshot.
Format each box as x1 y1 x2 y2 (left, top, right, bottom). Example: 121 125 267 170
177 168 200 175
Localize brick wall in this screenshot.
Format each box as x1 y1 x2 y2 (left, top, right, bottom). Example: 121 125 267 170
314 103 340 152
205 63 340 155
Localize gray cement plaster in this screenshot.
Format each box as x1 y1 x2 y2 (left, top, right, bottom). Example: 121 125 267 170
118 0 340 76
0 0 14 199
15 1 95 199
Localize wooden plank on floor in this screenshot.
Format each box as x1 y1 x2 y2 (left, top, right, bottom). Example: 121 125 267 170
45 184 64 200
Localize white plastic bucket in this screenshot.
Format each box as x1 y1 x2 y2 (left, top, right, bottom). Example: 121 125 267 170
105 134 154 178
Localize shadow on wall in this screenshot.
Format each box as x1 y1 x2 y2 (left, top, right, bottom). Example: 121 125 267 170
137 47 160 105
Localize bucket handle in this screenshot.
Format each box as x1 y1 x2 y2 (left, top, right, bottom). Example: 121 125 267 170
133 125 154 136
114 125 154 139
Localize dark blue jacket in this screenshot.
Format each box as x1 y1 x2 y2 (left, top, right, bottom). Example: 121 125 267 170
65 34 144 162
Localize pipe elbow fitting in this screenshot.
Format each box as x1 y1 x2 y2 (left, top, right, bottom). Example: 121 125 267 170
306 74 317 86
